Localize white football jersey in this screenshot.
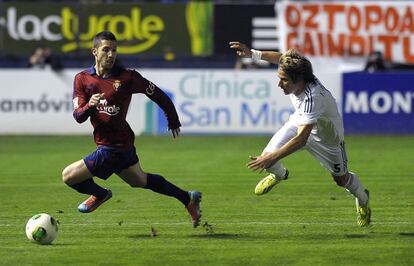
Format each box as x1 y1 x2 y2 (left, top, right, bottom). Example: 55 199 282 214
289 77 344 145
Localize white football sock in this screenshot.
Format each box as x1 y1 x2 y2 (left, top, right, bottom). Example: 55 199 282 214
345 172 368 206
266 162 288 180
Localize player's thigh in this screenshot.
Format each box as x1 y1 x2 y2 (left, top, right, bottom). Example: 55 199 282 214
62 160 93 185
117 161 147 188
263 119 298 154
306 138 348 176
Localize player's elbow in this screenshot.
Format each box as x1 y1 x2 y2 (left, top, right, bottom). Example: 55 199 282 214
73 112 86 124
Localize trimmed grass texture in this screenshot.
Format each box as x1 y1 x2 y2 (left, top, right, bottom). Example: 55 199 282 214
0 135 413 265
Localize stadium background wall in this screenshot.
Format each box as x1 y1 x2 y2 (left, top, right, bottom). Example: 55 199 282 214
0 69 413 135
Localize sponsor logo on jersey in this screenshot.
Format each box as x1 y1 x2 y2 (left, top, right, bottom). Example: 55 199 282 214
97 99 120 116
146 82 156 95
113 80 122 91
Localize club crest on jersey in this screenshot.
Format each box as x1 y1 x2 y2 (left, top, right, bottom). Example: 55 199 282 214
113 80 122 91
97 99 120 116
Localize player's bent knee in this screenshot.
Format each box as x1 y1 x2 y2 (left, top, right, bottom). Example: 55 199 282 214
62 166 72 184
118 168 147 188
62 165 80 185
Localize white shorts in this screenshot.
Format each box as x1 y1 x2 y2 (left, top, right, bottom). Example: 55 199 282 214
263 119 348 176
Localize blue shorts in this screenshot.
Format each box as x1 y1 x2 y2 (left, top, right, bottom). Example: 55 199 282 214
83 146 139 180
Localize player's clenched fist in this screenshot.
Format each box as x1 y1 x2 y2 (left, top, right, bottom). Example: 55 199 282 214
89 93 105 107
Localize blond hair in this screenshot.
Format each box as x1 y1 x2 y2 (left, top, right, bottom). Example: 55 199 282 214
279 49 314 83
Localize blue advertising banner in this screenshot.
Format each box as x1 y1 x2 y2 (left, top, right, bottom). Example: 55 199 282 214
343 72 414 134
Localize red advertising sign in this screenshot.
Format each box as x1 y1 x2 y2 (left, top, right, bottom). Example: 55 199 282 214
276 1 414 63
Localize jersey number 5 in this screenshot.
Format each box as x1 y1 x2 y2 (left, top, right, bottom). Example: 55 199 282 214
333 163 341 173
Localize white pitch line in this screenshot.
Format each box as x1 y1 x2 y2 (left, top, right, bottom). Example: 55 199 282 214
2 221 413 227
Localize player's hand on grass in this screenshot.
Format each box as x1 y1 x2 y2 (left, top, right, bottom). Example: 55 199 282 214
229 41 252 58
170 127 180 138
89 93 105 107
247 154 276 173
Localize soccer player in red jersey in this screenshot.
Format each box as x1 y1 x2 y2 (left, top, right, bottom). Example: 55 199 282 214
62 31 202 228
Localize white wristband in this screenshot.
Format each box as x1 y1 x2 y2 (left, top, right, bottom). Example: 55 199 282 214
251 49 262 60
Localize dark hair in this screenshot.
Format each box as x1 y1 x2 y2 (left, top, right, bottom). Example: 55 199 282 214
279 49 314 83
93 31 117 48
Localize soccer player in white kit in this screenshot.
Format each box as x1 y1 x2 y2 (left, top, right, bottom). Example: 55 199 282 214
230 42 371 227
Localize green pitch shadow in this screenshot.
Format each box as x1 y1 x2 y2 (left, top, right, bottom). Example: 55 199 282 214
344 234 369 239
127 233 240 240
189 233 239 239
399 232 414 237
128 234 157 240
44 243 77 246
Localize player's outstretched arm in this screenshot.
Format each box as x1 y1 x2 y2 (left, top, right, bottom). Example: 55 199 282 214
247 124 313 172
229 41 283 64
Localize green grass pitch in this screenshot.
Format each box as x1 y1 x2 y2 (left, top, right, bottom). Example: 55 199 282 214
0 135 413 265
